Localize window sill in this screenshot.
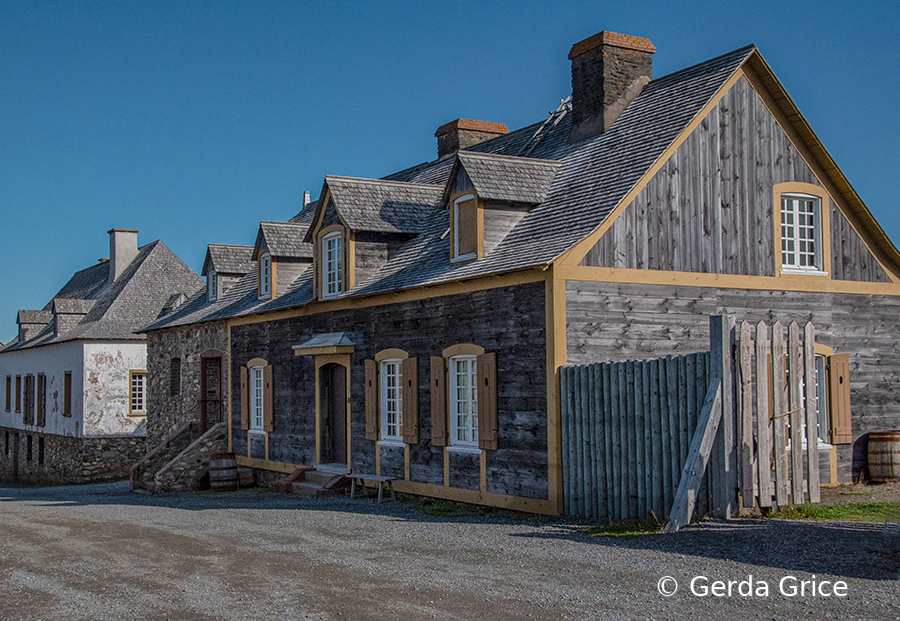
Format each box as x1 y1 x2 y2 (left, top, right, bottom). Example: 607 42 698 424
377 439 405 448
450 253 477 264
446 445 482 455
780 268 828 277
128 412 147 418
248 429 266 435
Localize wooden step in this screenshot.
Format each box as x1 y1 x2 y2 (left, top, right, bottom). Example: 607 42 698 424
291 481 338 497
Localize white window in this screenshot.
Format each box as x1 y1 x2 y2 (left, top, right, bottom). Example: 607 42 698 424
380 360 403 442
796 354 831 447
449 355 478 446
259 254 272 299
781 194 822 272
251 366 264 431
130 371 147 415
208 271 218 302
322 232 343 298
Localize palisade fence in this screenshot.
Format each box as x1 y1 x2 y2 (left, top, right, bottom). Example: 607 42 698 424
560 315 821 530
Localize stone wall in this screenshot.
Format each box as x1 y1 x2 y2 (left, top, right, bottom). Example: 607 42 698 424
0 427 145 484
153 422 228 492
146 321 228 449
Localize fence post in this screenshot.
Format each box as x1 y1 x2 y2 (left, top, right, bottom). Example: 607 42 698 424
709 314 737 518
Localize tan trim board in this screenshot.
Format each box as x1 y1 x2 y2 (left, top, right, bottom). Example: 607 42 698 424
293 345 355 356
559 265 900 296
375 348 409 362
392 480 557 515
235 455 300 474
773 182 833 277
545 267 567 514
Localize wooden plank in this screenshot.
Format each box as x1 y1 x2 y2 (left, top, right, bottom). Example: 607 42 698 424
618 362 629 519
649 357 663 517
642 360 653 518
658 357 672 513
772 322 789 506
634 359 646 517
593 363 607 519
610 362 622 520
677 355 689 492
560 368 572 514
602 362 614 519
667 379 723 533
581 364 593 517
626 360 638 518
722 315 737 519
739 321 755 508
666 356 680 500
788 321 805 504
755 321 773 507
804 322 821 503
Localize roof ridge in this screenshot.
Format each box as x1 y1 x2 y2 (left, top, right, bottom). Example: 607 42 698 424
650 44 756 86
326 175 444 190
208 243 254 249
457 150 562 165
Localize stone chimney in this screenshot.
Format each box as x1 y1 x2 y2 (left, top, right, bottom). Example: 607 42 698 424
568 30 655 143
108 229 139 284
435 118 509 159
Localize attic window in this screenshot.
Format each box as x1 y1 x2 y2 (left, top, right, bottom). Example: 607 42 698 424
208 271 218 302
259 253 272 300
452 194 478 262
322 232 343 298
780 194 823 273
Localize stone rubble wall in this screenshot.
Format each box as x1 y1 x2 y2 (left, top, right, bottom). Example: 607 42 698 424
153 422 228 492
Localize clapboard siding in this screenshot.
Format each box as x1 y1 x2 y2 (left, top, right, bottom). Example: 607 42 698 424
565 280 900 482
483 204 529 256
831 200 892 282
353 232 410 288
581 75 824 275
231 280 548 500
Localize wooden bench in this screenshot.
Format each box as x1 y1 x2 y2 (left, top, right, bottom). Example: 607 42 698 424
348 473 397 504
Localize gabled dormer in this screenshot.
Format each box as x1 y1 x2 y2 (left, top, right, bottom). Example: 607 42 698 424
251 222 313 301
304 176 443 300
16 310 52 344
441 151 561 263
51 298 94 337
201 244 254 302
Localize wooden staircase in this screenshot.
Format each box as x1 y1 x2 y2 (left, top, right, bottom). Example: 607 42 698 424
280 463 349 497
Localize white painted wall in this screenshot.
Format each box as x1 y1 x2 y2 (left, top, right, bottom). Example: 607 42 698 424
82 342 147 437
0 341 85 436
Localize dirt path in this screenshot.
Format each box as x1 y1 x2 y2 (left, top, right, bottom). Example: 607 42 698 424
0 481 897 620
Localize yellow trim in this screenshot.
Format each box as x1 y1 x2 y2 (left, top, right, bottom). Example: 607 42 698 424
317 225 349 300
375 348 408 362
441 343 485 358
545 267 566 513
443 446 450 487
313 353 352 469
235 455 300 474
480 451 487 492
773 182 832 277
293 345 354 356
814 343 834 357
228 268 545 327
558 265 900 296
246 357 268 368
829 446 838 485
127 369 148 417
404 444 410 481
558 66 747 267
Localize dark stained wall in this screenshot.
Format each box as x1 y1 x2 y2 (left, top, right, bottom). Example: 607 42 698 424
230 280 548 500
580 76 890 283
565 280 900 482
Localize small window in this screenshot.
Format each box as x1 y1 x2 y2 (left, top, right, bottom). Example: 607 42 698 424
170 357 181 397
781 194 822 272
452 194 478 262
129 370 147 416
380 360 403 442
36 374 46 427
208 271 218 302
63 372 72 417
4 376 9 412
250 365 265 431
38 437 44 465
15 375 21 413
24 375 34 425
259 254 272 299
449 355 478 447
322 232 343 298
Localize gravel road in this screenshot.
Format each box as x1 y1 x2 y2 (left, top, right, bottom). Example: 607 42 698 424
0 481 897 620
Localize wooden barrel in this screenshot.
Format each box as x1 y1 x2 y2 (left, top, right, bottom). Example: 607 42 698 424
209 452 238 491
868 431 900 482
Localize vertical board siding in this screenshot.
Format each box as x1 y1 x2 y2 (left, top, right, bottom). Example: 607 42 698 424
830 200 892 283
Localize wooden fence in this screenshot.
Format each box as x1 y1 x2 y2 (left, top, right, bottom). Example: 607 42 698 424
560 315 821 527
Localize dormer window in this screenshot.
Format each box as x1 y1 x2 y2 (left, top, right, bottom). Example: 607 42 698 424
322 232 343 298
207 271 218 302
452 194 478 262
780 194 822 273
259 254 272 300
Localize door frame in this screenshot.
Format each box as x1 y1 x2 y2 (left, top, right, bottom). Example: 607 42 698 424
314 354 351 467
200 349 223 433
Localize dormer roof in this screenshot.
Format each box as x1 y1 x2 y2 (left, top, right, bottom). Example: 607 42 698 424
17 310 52 326
202 244 254 276
445 151 562 206
305 176 444 241
252 222 313 261
51 298 96 315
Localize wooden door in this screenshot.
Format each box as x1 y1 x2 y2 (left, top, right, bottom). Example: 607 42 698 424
201 356 222 432
319 364 347 465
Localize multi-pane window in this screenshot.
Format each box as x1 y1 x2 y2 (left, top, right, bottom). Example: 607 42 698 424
322 233 343 297
208 271 218 301
449 355 478 446
259 254 272 298
251 366 265 431
781 194 821 270
130 371 147 415
380 360 403 441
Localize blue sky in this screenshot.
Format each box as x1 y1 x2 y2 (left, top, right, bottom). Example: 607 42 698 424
1 1 898 342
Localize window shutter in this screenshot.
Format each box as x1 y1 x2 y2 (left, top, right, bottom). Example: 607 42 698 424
263 365 274 432
430 356 447 446
456 198 478 257
827 353 852 444
37 375 45 428
365 359 378 440
402 357 419 444
240 367 250 430
476 352 498 450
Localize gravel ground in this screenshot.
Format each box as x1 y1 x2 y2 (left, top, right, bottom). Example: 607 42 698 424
0 481 897 620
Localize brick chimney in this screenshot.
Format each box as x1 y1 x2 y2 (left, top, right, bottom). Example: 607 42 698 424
108 229 139 284
435 118 509 159
568 30 655 143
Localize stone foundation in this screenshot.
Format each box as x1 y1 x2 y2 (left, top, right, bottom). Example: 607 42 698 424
153 422 228 492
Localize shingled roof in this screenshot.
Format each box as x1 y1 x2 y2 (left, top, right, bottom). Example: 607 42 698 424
449 152 562 205
2 240 203 351
252 222 313 260
201 244 254 277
